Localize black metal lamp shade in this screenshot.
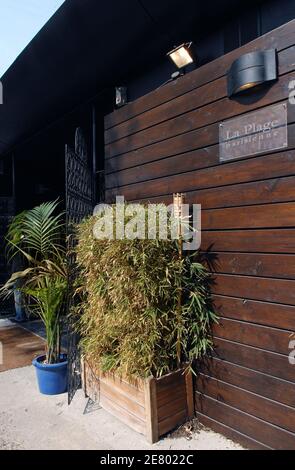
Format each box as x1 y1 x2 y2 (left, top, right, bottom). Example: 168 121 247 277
115 86 127 107
227 49 277 97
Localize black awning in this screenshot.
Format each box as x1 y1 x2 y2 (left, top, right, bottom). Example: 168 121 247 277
0 0 257 156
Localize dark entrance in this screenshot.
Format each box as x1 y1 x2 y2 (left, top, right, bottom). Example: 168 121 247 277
0 197 14 316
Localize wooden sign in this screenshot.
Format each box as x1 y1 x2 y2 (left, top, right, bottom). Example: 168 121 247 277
219 102 288 162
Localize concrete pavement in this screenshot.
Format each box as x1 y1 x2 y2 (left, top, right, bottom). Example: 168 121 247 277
0 365 243 450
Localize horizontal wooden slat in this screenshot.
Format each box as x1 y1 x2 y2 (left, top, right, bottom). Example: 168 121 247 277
202 202 295 230
196 374 295 433
105 140 218 175
213 337 295 383
105 73 292 158
105 119 218 169
130 173 295 210
199 357 295 408
158 409 187 437
213 274 295 305
100 394 145 435
279 44 295 75
201 229 295 253
190 176 295 210
106 119 295 177
213 317 292 355
155 369 189 435
106 137 295 193
106 148 295 199
207 252 295 278
106 76 227 145
212 295 295 330
157 396 187 422
106 119 295 189
99 370 144 392
100 381 145 419
156 383 186 408
105 110 295 184
107 150 295 202
197 412 269 449
156 368 185 390
109 175 295 212
105 46 295 145
105 19 295 129
195 393 295 449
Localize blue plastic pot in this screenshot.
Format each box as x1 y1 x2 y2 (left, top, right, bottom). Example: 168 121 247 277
32 354 68 395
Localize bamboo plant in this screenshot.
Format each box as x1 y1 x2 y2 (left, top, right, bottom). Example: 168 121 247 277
75 203 217 379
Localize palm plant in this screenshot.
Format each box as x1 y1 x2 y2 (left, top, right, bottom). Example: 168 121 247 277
1 200 67 363
5 200 65 273
24 276 67 364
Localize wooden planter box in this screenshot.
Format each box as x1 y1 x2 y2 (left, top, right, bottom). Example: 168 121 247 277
82 359 194 443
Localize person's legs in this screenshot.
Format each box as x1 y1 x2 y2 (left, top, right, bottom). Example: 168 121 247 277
13 289 26 322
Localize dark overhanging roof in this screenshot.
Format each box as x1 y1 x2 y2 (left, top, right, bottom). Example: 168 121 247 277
0 0 261 156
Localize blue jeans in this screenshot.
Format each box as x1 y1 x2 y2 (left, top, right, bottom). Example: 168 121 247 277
14 289 26 321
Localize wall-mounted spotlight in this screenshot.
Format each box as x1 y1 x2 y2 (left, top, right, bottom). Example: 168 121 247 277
115 86 127 108
167 42 195 70
227 49 277 97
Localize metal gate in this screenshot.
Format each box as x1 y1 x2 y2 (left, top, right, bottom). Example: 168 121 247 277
65 128 94 404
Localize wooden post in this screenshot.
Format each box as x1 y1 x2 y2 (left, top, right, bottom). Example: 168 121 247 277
144 377 159 444
185 370 194 419
173 193 185 368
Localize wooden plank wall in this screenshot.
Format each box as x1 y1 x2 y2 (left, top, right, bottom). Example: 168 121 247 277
104 19 295 449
